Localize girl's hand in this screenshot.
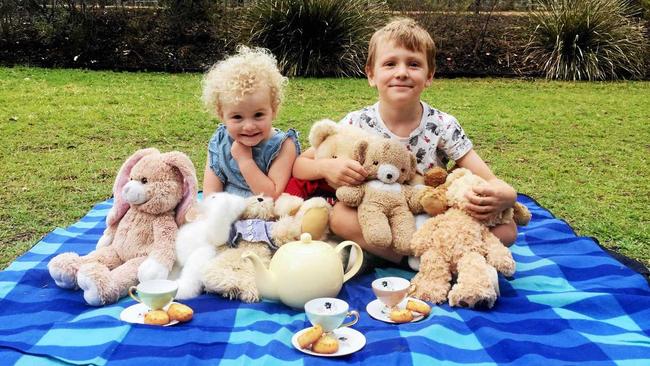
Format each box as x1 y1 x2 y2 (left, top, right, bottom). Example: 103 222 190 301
464 179 517 221
321 158 367 187
231 140 253 162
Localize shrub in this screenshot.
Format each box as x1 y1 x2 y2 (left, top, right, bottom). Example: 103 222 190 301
241 0 388 77
525 0 648 80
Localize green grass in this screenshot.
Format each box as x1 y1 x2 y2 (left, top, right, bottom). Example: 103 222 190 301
1 67 649 270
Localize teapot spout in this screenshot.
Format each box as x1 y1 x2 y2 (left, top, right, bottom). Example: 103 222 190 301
242 250 279 301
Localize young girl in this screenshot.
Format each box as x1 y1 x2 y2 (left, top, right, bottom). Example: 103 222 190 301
201 46 299 199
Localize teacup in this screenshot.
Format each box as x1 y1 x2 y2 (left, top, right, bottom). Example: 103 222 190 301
304 297 359 333
128 279 178 310
371 277 410 312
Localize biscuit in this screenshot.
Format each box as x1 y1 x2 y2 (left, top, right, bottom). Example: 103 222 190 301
144 309 170 325
297 324 323 349
167 303 194 323
312 334 339 354
406 299 431 316
389 308 414 323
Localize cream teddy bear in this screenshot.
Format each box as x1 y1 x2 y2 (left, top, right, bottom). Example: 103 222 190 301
335 138 424 255
200 193 330 302
409 168 530 309
48 148 198 305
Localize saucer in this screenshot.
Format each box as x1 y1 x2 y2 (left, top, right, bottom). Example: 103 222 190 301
292 327 366 357
366 298 428 323
119 302 179 326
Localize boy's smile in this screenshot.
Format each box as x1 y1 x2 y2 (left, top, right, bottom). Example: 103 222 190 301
221 86 276 147
366 41 433 106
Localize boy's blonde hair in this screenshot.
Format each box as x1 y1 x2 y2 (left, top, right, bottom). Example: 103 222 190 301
202 46 288 118
366 18 436 76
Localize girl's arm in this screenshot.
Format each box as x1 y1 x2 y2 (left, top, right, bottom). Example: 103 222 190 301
237 139 297 199
456 149 517 221
203 154 224 196
293 147 367 187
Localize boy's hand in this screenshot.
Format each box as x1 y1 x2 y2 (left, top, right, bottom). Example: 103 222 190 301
231 141 253 162
464 179 517 221
321 158 367 187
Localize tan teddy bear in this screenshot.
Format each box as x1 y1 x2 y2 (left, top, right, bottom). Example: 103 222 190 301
409 167 530 309
335 138 424 254
48 148 197 305
421 167 531 226
201 194 330 302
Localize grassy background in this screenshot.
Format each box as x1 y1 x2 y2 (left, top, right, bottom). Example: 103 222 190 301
1 67 648 270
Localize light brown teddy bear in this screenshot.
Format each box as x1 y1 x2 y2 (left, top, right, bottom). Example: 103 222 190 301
335 138 424 254
409 167 530 309
420 167 531 226
48 148 198 305
201 194 330 302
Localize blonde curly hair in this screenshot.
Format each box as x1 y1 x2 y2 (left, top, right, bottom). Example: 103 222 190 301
202 46 288 118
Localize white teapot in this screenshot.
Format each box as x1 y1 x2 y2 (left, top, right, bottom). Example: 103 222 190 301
242 233 363 309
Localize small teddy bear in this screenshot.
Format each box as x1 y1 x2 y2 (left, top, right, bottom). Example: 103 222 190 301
409 167 531 309
199 194 331 302
48 148 198 306
335 138 424 255
420 167 531 226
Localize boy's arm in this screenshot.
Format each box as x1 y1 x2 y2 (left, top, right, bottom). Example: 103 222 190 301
456 149 517 220
240 139 297 199
203 154 223 196
293 147 367 187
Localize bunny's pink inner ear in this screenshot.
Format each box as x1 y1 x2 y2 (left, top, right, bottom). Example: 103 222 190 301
162 151 198 226
108 148 159 226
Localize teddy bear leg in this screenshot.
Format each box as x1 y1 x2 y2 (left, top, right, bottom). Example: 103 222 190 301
297 197 331 240
77 256 145 306
48 252 84 289
483 227 516 277
358 205 392 248
447 252 498 309
203 244 270 303
410 249 452 304
48 246 123 289
389 209 416 255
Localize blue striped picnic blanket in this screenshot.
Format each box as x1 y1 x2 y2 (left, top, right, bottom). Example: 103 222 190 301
1 194 649 365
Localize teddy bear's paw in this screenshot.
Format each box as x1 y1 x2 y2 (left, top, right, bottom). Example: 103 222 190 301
48 253 81 289
238 287 260 303
77 265 118 306
175 279 204 300
448 285 497 309
411 284 448 304
492 258 515 277
137 257 169 282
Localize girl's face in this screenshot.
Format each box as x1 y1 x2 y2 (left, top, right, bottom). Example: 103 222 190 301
220 86 276 147
366 40 433 106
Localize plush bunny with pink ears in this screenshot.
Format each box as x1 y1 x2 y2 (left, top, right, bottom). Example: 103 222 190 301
48 148 198 306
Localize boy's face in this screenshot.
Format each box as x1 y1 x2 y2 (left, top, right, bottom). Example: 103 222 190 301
366 40 433 106
220 86 276 147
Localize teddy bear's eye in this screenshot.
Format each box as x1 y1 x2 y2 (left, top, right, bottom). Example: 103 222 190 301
140 177 148 184
332 155 337 159
401 168 405 173
373 161 379 165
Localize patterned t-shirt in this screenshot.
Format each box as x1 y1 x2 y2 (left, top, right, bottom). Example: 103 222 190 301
338 102 473 174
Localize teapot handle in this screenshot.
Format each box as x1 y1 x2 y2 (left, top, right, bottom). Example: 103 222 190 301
335 241 363 283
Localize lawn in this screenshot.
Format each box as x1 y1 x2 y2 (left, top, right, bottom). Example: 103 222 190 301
1 67 648 270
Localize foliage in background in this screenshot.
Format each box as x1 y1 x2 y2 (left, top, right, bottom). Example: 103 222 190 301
240 0 388 77
525 0 648 80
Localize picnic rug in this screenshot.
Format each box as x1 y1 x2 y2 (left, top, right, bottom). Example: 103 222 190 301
1 194 649 365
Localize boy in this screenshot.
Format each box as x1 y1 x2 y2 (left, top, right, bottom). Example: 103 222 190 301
293 18 518 266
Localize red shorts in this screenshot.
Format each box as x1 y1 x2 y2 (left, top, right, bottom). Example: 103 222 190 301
284 177 337 205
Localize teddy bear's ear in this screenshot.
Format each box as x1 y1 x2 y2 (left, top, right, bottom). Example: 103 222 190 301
161 151 198 226
308 119 338 148
408 153 418 181
353 139 369 164
108 148 160 226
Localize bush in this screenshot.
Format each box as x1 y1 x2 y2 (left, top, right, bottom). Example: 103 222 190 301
525 0 648 80
241 0 388 77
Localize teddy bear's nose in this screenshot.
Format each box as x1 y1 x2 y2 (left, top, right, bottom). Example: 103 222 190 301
386 174 393 180
257 197 264 202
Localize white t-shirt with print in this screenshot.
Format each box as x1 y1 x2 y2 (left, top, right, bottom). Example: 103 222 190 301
338 101 473 173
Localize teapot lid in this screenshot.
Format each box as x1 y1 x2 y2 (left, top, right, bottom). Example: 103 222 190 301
300 233 312 243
